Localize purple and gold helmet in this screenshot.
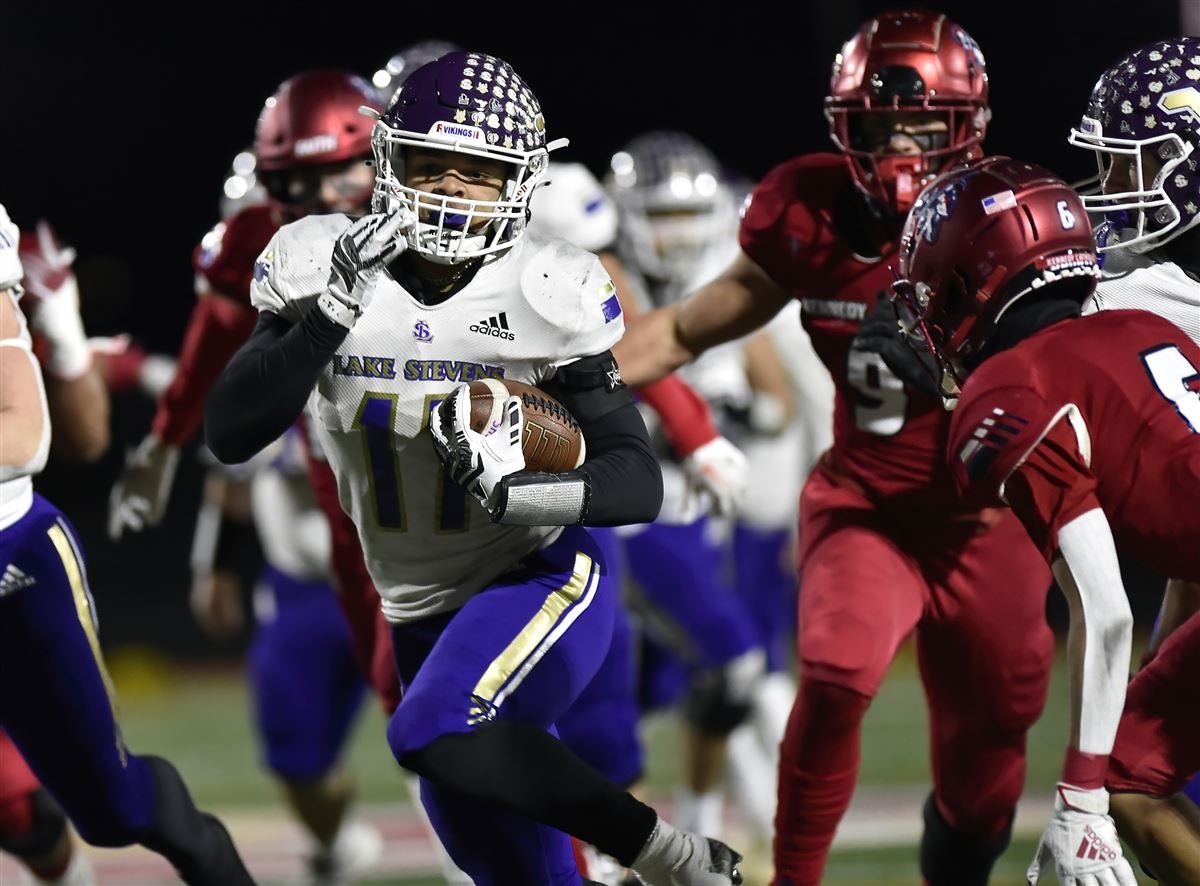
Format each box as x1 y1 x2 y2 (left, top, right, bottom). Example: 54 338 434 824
1068 37 1200 253
370 51 565 264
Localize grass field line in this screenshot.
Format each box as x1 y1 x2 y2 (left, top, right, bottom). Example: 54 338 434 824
0 788 1059 885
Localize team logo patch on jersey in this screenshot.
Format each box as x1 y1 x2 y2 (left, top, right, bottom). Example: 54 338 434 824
253 250 273 282
599 280 622 323
414 320 434 343
332 354 398 379
470 312 515 340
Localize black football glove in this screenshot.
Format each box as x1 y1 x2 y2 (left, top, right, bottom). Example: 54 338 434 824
850 295 940 399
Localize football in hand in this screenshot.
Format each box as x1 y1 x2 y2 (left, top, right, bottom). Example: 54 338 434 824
467 378 585 473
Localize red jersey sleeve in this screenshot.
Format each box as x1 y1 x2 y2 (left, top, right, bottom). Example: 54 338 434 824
739 161 808 288
192 205 281 306
950 384 1099 558
635 374 719 457
152 206 282 446
151 295 258 445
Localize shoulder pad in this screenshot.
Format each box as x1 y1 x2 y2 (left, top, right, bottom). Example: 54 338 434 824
192 204 283 304
517 235 624 364
740 153 847 284
250 213 352 322
948 380 1064 505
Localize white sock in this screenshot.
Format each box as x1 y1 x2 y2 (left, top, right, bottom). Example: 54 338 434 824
673 787 724 837
751 671 795 753
725 722 777 840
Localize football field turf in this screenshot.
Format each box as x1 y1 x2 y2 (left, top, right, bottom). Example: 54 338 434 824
1 636 1156 885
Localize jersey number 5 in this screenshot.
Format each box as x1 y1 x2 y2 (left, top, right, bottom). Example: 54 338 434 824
353 392 470 533
1142 344 1200 433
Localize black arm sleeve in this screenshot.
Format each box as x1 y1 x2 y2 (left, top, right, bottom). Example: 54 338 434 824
204 309 347 465
541 352 663 526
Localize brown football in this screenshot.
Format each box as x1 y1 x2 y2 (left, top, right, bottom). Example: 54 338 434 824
467 378 586 473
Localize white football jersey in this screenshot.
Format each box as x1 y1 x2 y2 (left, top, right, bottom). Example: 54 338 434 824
1084 247 1200 347
251 215 624 622
0 289 49 530
527 163 619 254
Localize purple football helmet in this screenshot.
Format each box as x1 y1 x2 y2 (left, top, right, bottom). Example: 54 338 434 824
1069 37 1200 253
370 51 565 264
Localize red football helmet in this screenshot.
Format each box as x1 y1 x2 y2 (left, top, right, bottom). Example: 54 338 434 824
891 157 1100 400
254 69 380 172
826 10 991 214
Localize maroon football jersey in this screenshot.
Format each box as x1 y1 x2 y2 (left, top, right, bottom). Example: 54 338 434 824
740 153 963 510
151 204 283 445
949 310 1200 579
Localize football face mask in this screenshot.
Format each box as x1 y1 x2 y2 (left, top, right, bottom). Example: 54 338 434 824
1068 38 1200 254
370 51 565 265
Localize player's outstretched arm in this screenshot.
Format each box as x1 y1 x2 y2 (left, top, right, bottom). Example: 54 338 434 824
613 251 792 388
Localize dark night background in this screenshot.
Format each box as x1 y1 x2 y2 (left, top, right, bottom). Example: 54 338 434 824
7 0 1185 658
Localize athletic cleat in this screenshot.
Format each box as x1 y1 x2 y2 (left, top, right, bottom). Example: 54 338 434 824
307 818 384 886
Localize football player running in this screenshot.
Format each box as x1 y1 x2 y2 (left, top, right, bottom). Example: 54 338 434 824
0 203 255 885
205 51 743 886
612 12 1056 886
603 130 804 847
887 156 1199 886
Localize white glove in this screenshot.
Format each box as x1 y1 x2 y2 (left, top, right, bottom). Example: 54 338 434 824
429 384 526 512
108 434 182 539
681 436 749 518
1027 785 1137 886
319 209 413 329
22 221 91 379
0 203 23 291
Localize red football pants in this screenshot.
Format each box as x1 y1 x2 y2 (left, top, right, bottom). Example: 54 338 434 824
1108 610 1200 796
773 467 1054 884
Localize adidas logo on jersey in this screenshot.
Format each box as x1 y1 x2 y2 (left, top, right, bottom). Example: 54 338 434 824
0 564 35 598
470 312 515 341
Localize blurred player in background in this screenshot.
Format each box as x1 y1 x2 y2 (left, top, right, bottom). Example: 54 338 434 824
205 50 744 886
612 13 1057 886
107 67 388 883
526 153 759 883
886 155 1199 886
603 130 814 849
0 203 254 885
